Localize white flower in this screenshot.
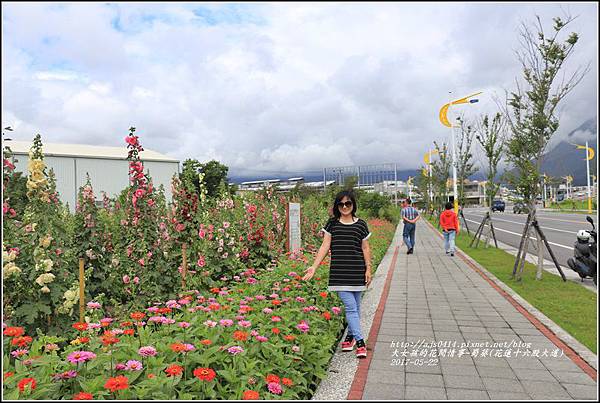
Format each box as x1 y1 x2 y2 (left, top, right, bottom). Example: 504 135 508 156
40 286 51 293
3 262 22 278
35 272 55 286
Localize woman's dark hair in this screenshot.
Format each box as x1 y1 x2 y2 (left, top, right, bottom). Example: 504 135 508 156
445 202 453 210
332 190 357 219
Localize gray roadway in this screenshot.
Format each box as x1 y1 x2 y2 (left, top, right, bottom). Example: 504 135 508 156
461 207 597 287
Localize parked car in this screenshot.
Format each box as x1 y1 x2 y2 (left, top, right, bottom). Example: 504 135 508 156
491 200 505 212
513 201 529 214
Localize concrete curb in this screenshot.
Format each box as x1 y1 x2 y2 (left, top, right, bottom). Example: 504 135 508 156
425 219 598 374
311 223 403 400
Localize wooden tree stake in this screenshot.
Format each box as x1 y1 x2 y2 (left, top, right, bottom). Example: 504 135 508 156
79 258 85 323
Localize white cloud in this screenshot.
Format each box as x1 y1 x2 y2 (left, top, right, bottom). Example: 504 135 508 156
1 2 597 179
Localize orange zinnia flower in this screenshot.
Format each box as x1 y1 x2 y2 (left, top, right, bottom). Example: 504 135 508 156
233 331 249 341
104 375 129 392
193 367 216 381
200 339 212 346
72 322 88 332
271 300 281 306
283 335 296 341
11 335 33 347
243 390 260 400
282 378 293 386
265 374 280 384
130 312 146 321
4 327 25 337
170 343 186 352
123 329 135 336
319 292 328 298
271 328 280 334
101 335 120 346
322 312 332 320
73 392 93 400
165 364 184 377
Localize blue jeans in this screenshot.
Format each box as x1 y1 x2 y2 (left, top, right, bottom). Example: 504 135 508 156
337 291 363 341
403 222 416 249
443 230 456 253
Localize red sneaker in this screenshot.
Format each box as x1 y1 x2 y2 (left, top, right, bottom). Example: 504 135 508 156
341 335 356 351
356 346 367 358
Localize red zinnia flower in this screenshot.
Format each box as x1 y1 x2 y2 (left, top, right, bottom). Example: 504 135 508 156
11 335 33 347
78 337 90 344
283 335 296 341
123 329 135 336
319 292 328 298
130 312 146 321
271 300 281 306
120 321 133 328
282 378 293 386
265 374 280 384
193 367 216 381
165 364 184 377
104 375 129 392
233 331 249 341
4 371 15 380
17 377 36 393
3 327 25 337
72 322 88 332
271 328 280 334
243 390 260 400
73 392 94 400
322 312 332 321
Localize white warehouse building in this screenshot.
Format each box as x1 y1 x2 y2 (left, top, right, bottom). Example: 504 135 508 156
8 140 180 211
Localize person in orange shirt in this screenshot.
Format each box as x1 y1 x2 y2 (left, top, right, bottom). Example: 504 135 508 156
439 202 459 256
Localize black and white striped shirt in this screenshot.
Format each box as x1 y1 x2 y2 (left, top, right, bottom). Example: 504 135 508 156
322 217 371 291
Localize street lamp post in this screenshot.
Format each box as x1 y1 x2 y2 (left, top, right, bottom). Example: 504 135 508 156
439 91 482 213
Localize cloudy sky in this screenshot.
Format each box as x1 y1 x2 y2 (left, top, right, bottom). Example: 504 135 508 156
2 2 597 178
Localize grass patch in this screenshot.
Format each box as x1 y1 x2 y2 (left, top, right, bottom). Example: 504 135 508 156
425 215 597 354
545 199 597 213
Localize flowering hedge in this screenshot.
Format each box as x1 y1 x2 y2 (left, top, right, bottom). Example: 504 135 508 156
2 219 396 400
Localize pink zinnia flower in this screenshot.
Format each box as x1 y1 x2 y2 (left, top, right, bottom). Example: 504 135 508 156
271 316 282 322
267 382 283 395
67 351 96 364
238 320 252 328
183 344 196 352
125 360 143 371
11 349 29 358
255 336 268 342
295 297 306 303
255 295 266 301
123 275 130 284
178 322 191 329
227 346 244 355
262 308 273 314
138 346 157 357
296 321 310 333
87 301 101 309
219 319 233 327
204 320 217 328
332 307 341 315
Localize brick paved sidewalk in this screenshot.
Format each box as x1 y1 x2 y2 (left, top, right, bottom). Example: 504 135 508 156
356 221 597 400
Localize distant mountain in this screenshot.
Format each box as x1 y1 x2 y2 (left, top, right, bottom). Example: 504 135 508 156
540 117 597 185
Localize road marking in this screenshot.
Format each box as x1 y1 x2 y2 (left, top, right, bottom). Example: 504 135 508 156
534 214 590 224
462 218 572 250
464 213 577 235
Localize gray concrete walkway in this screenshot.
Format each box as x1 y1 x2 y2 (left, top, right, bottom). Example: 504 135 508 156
362 221 597 400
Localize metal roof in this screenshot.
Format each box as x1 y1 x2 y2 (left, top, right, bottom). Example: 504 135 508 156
7 140 179 163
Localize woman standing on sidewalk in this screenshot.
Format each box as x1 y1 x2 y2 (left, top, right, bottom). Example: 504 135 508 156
440 201 459 256
303 190 372 358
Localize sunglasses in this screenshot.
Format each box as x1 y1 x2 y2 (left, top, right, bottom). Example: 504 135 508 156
337 201 353 208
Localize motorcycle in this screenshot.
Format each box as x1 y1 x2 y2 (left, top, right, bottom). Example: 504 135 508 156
567 216 597 285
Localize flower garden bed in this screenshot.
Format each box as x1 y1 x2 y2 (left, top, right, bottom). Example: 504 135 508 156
3 219 396 400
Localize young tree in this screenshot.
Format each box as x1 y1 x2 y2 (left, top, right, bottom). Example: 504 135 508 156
199 160 230 198
502 14 588 281
476 113 507 209
431 141 451 214
456 116 478 207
